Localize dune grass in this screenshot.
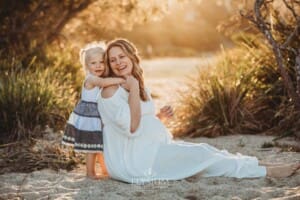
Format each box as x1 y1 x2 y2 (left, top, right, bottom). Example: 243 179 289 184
172 33 299 138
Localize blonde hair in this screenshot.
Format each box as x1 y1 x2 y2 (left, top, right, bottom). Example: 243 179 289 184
79 41 109 76
104 38 148 101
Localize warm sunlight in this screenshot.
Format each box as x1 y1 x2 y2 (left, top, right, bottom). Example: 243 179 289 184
1 0 300 199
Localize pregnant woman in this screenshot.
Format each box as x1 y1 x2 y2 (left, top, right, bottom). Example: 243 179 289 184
97 38 299 184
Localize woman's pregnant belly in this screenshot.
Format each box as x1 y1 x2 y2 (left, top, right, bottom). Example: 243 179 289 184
139 115 172 144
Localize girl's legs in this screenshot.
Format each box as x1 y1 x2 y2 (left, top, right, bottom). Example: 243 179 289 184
86 153 98 179
97 153 109 176
265 163 300 178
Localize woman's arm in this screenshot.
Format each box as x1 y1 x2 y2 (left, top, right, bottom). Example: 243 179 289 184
86 75 125 89
100 76 141 134
124 76 141 133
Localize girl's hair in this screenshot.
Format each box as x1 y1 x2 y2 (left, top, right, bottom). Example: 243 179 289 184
104 38 148 101
79 41 109 76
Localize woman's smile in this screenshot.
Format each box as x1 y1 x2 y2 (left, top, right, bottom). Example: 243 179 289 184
119 64 128 72
109 46 133 76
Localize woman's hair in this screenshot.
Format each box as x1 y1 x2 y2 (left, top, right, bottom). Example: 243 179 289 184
79 41 109 76
104 38 148 101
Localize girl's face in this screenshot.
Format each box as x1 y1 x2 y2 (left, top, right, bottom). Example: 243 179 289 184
86 53 105 77
108 46 133 77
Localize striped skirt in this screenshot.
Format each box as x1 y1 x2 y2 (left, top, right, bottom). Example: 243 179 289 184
62 100 103 153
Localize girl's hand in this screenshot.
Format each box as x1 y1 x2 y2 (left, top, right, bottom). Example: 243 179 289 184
157 105 174 120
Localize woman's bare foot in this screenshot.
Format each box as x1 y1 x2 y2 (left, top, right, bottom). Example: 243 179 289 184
266 163 300 178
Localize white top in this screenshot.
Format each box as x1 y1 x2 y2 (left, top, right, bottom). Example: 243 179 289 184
66 75 102 132
97 86 266 184
81 75 100 102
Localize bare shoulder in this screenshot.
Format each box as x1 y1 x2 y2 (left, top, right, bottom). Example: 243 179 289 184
84 75 96 89
101 85 119 98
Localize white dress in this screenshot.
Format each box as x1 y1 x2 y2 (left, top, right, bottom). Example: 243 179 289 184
62 75 103 153
97 86 266 183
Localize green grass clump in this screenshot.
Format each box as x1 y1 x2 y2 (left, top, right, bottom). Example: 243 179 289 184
0 58 77 143
0 46 85 172
172 33 288 137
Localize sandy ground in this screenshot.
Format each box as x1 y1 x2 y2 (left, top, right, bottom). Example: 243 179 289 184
1 57 300 200
1 135 299 200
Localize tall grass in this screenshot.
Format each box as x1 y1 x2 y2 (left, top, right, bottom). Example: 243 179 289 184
173 33 287 137
0 47 81 143
0 47 84 172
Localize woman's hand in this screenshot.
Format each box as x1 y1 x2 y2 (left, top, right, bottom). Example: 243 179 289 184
157 105 174 121
121 75 139 91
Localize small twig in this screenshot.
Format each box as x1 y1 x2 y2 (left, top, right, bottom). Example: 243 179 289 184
240 10 256 24
281 24 300 48
0 141 19 148
282 0 298 20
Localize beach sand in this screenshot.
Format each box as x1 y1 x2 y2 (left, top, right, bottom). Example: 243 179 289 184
1 135 300 200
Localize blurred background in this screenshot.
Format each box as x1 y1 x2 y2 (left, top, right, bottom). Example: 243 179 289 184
1 0 299 173
64 0 234 57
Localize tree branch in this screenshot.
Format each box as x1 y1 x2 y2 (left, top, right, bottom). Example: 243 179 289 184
296 49 300 96
18 1 48 33
282 0 298 20
39 0 93 47
253 0 300 109
281 23 300 49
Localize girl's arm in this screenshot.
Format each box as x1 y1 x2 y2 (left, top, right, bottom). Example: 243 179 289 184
86 75 125 89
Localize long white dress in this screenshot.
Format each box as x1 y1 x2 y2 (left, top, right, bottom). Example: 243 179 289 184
97 86 266 184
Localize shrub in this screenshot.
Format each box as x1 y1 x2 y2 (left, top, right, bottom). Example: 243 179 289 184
0 57 77 143
172 33 287 137
173 47 252 137
45 44 84 98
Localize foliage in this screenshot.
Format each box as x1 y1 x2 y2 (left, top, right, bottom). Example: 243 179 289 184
173 42 264 137
65 1 232 57
241 0 300 110
0 0 93 58
0 0 169 61
173 32 298 137
173 1 300 138
0 55 78 143
0 46 84 172
45 44 84 98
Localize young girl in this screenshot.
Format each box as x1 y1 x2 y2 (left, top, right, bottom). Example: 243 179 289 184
62 42 125 179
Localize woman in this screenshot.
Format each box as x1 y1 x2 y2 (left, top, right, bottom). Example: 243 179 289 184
97 38 299 184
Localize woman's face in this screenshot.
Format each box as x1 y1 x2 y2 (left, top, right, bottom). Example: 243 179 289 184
108 46 133 77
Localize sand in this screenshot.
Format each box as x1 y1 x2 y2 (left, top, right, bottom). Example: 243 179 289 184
1 135 299 200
